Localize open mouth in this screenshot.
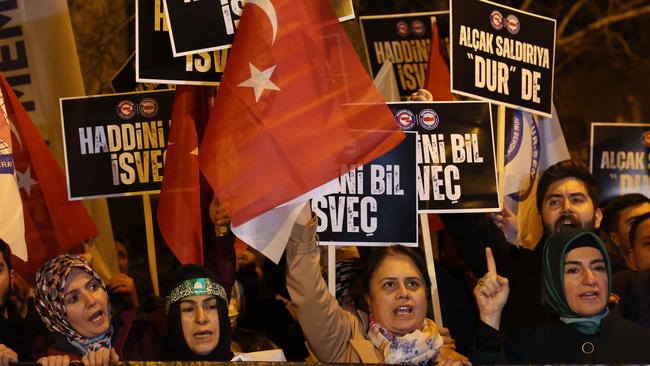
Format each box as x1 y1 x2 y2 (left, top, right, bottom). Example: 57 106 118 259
88 310 104 324
194 330 214 339
579 291 600 300
393 305 414 316
555 215 579 231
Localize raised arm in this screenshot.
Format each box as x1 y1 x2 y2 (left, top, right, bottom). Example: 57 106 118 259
285 204 359 362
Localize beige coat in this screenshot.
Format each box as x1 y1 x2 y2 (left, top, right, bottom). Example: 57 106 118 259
285 220 454 364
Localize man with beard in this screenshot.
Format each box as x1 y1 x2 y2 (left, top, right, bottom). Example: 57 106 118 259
0 239 45 363
441 160 602 332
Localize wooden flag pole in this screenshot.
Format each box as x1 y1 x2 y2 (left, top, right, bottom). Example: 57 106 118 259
142 194 160 296
496 105 506 199
420 213 443 326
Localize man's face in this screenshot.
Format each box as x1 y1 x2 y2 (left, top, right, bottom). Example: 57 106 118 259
629 219 650 272
610 202 650 252
541 178 601 235
0 255 11 308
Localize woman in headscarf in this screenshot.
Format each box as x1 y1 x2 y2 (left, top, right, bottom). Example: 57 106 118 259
34 255 162 366
471 228 650 363
285 205 469 365
163 264 233 361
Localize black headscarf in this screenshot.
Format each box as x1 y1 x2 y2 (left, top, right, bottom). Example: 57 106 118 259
164 265 233 361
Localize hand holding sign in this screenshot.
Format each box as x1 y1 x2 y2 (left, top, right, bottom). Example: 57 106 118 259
473 247 509 330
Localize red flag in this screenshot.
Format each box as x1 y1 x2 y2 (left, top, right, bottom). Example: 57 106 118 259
200 0 403 227
157 86 210 265
0 73 98 281
424 17 453 102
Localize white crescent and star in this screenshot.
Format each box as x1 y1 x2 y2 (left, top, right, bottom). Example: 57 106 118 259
237 0 281 103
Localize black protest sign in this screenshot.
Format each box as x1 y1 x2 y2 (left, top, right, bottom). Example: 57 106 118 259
137 0 227 85
314 132 418 246
164 0 240 57
360 11 449 99
389 101 499 212
60 90 174 199
450 0 555 117
590 123 650 203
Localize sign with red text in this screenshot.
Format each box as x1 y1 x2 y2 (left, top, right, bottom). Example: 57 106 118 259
60 89 174 199
450 0 555 116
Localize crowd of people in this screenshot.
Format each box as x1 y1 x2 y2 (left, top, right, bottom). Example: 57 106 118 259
1 109 650 364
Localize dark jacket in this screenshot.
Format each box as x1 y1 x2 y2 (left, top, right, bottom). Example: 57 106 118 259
470 305 650 364
441 213 552 331
624 269 650 328
46 309 165 361
0 299 46 361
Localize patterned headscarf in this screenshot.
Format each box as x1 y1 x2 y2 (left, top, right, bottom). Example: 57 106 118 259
34 255 113 355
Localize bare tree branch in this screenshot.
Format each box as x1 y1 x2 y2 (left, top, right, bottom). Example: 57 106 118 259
557 0 589 39
558 4 650 47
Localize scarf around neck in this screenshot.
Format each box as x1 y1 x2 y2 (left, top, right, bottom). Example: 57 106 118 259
366 317 443 365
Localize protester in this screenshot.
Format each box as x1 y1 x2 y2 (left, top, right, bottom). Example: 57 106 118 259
622 213 650 328
285 204 469 365
442 159 602 331
601 193 650 272
0 239 45 364
34 255 161 366
471 228 650 363
163 264 233 361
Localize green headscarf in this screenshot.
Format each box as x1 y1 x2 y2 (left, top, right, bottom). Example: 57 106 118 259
541 228 612 335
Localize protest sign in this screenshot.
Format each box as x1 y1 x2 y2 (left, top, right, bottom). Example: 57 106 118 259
136 0 226 85
315 132 418 246
60 89 174 199
163 0 240 57
360 11 449 99
389 101 499 212
590 122 650 203
163 0 354 57
450 0 555 117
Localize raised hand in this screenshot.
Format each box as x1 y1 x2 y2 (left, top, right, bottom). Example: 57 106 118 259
0 344 17 366
488 203 517 243
473 247 509 330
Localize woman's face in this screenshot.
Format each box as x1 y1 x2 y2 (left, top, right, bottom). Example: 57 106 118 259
180 295 220 355
563 246 608 316
64 269 110 338
366 254 427 336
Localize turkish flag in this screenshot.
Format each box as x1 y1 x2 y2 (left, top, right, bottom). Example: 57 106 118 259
200 0 403 227
0 73 98 281
157 86 210 265
424 17 453 102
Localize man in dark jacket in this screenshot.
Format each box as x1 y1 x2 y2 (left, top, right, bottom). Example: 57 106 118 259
0 239 46 363
442 159 602 331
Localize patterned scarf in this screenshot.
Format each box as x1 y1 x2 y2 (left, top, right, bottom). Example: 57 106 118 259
367 317 443 365
34 255 113 355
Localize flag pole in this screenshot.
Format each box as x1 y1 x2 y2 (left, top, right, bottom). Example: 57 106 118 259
496 104 506 200
142 194 160 296
420 213 443 326
327 245 336 297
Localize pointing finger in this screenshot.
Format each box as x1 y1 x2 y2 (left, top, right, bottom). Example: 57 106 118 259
486 247 497 276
